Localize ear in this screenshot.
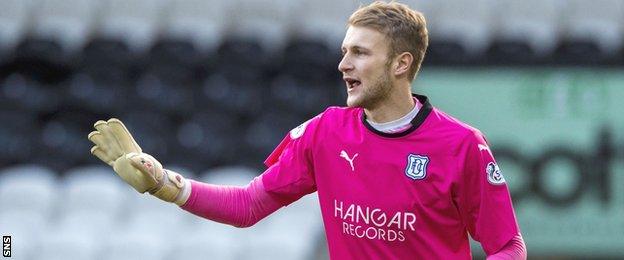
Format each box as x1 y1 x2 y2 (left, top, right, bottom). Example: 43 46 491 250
393 52 413 78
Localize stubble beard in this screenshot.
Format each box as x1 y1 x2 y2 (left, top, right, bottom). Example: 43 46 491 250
346 67 393 110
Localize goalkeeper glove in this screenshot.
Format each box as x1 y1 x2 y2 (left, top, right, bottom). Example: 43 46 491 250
87 118 188 205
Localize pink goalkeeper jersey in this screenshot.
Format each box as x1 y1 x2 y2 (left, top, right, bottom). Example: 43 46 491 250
261 94 520 259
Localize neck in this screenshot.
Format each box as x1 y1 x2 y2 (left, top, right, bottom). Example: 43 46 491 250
364 83 414 123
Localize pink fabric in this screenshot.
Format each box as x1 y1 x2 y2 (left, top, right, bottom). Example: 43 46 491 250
262 96 521 259
180 95 522 259
487 235 527 260
180 176 284 228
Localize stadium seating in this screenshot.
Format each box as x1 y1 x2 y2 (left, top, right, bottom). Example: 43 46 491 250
61 165 127 218
0 211 43 260
172 111 242 168
228 0 297 54
80 37 137 75
0 164 58 216
243 109 302 164
0 0 32 54
244 192 323 259
30 0 99 53
175 228 242 260
425 0 495 64
0 110 39 167
96 0 169 53
63 72 128 115
199 69 267 117
132 71 197 116
35 109 103 170
296 0 359 49
103 231 168 260
35 228 101 260
269 73 340 116
147 38 209 81
281 38 341 82
117 110 173 159
125 195 192 236
555 0 624 65
486 0 560 65
163 0 230 53
0 73 63 113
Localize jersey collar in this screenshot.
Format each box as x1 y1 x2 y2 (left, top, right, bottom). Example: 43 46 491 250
361 94 433 138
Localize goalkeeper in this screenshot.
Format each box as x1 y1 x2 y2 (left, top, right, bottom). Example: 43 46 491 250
88 1 526 259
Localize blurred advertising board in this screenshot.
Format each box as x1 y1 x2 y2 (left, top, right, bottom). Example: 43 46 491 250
416 68 624 257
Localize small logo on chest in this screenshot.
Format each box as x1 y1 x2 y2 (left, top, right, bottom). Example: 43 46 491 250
340 150 358 171
405 154 429 180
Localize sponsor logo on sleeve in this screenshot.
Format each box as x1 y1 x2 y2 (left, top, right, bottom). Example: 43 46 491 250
290 119 311 139
486 162 506 185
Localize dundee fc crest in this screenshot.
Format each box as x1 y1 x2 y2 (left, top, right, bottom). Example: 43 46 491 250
406 154 429 180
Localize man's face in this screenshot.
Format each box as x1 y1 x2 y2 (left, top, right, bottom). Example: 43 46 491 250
338 26 394 109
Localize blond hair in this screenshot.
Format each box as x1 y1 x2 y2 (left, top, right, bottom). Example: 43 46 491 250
348 1 428 81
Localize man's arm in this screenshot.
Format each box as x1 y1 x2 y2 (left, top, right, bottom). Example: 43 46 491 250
180 174 286 228
88 113 320 228
486 235 527 260
454 131 524 256
179 114 321 227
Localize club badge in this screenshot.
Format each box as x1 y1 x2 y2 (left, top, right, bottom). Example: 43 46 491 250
406 154 429 180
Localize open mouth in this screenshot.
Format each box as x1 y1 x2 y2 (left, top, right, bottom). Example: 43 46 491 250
345 78 361 90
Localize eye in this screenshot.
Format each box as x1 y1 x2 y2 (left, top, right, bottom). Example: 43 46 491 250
354 49 368 56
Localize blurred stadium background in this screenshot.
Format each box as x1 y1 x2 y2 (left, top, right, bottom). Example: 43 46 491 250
1 0 623 259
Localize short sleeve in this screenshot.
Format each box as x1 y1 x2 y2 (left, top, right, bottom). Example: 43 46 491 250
260 114 321 205
455 131 521 255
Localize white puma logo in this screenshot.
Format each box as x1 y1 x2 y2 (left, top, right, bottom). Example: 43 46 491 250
340 150 358 171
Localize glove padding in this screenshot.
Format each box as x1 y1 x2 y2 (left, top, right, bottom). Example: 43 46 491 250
88 118 186 204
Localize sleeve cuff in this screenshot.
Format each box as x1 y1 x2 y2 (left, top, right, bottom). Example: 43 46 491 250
174 178 192 206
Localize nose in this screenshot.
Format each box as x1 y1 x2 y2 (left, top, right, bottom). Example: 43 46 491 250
338 54 353 73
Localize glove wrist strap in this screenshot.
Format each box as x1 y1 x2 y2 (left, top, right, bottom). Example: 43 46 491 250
150 169 185 203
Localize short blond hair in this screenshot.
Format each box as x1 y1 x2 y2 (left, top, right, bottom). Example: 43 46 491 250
348 1 428 81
